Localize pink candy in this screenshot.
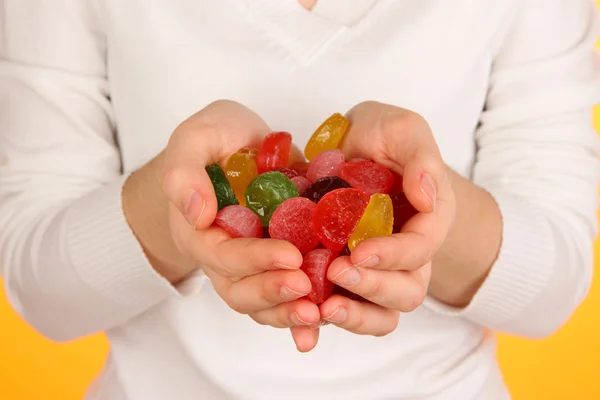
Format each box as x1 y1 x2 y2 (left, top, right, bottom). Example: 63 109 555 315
291 176 311 194
214 205 263 238
306 149 345 183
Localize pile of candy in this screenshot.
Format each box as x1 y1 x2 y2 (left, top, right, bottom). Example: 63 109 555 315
207 113 418 304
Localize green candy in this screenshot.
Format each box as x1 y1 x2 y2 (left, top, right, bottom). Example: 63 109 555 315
245 171 299 226
206 163 239 210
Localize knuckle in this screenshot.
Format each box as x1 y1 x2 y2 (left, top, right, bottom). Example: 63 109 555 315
401 284 427 312
222 291 247 315
161 166 183 198
360 275 382 299
248 313 267 326
374 312 400 337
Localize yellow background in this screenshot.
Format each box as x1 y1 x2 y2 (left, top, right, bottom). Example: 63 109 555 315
1 8 600 399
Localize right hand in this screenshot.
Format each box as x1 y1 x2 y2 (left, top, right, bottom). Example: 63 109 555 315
124 100 320 352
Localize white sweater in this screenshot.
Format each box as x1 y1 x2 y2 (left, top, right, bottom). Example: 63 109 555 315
1 1 600 399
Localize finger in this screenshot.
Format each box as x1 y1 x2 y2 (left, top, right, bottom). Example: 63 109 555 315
342 101 447 213
162 100 270 230
249 298 320 328
327 257 429 311
319 294 400 337
349 196 453 271
207 268 313 315
290 326 320 353
188 227 303 278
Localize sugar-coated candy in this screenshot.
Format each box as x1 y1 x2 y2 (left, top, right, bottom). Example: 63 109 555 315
302 176 351 204
347 194 394 251
215 205 263 238
206 163 239 210
304 113 349 161
245 171 299 226
290 162 310 177
314 188 370 251
391 193 418 233
291 176 311 194
225 148 258 206
269 198 319 254
340 160 394 196
389 172 404 195
332 285 369 303
306 149 345 183
276 168 298 179
257 131 292 173
301 249 337 304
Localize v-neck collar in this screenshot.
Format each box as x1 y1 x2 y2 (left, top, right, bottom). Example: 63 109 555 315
244 0 378 64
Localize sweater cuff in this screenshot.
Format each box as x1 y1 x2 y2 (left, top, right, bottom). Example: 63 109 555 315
423 192 556 328
64 175 204 311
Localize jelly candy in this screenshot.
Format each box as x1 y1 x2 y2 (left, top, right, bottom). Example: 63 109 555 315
306 149 345 183
301 248 337 304
332 285 369 303
262 226 271 238
214 205 263 238
291 176 311 194
206 163 239 210
339 244 351 257
276 167 298 179
313 188 370 251
389 172 404 195
269 198 319 254
257 131 292 173
225 148 258 206
304 113 349 161
245 171 299 226
391 193 418 233
340 160 394 196
302 176 351 204
347 194 394 251
290 162 310 177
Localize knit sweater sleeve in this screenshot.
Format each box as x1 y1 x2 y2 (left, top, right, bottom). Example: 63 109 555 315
424 0 600 338
0 1 180 342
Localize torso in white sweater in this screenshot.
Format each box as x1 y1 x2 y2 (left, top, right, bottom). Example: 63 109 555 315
1 1 599 399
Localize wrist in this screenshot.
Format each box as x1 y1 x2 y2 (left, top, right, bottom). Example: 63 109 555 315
122 152 195 284
429 167 502 307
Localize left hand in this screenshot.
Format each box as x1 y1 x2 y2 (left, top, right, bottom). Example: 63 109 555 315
318 101 456 336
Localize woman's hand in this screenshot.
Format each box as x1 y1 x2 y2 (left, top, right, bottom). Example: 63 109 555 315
123 100 320 352
319 101 456 336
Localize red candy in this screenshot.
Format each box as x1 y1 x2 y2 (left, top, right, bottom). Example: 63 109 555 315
257 131 292 173
301 249 337 304
340 160 394 195
389 172 404 194
269 197 319 254
332 285 368 303
290 162 310 177
214 205 263 238
313 188 370 251
391 193 419 233
291 176 311 194
276 167 298 179
306 149 345 183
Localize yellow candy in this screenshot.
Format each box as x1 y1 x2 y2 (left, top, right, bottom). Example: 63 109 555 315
347 193 394 251
225 147 258 206
304 113 349 161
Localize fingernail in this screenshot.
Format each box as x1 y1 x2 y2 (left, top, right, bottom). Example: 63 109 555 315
280 286 306 301
420 173 437 211
291 312 312 326
184 189 206 229
355 255 380 268
323 307 347 324
273 262 297 270
331 266 361 287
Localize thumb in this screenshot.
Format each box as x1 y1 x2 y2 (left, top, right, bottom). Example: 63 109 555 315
162 158 219 230
161 100 270 230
